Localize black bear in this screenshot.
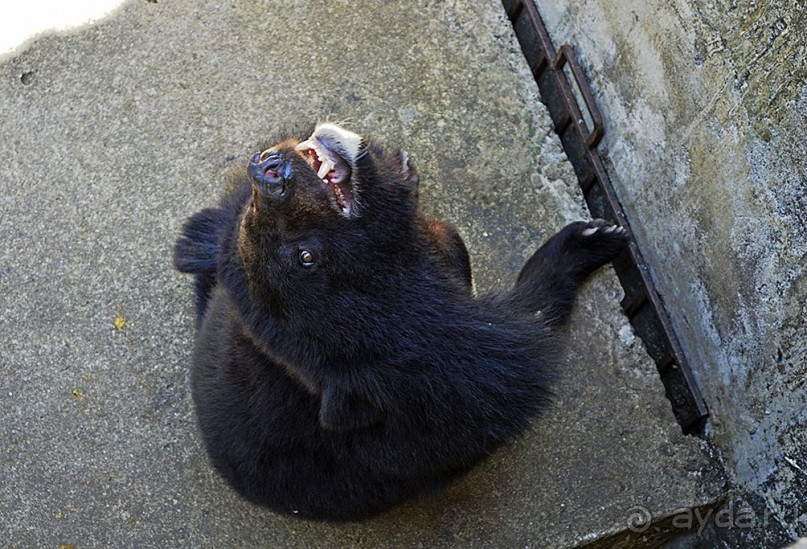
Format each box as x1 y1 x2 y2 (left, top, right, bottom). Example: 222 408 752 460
173 123 628 520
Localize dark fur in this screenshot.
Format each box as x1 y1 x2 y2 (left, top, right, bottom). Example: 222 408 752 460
173 127 627 520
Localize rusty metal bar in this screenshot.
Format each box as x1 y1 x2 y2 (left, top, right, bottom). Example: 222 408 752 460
503 0 708 434
553 44 604 148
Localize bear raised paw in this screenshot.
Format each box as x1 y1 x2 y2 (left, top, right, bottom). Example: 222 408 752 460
173 123 628 520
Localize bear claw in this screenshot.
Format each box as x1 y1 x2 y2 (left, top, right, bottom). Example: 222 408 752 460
580 219 625 238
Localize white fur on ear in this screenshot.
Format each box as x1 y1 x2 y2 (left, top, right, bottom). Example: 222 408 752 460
400 151 410 173
400 151 419 185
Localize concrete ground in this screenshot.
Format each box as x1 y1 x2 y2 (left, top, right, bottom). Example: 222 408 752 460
0 0 724 546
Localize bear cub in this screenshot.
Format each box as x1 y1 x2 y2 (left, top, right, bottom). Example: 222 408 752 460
173 123 628 520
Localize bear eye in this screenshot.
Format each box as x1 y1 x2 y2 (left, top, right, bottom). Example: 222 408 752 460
299 249 316 267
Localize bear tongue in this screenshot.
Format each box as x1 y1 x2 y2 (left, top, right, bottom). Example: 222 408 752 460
327 159 350 186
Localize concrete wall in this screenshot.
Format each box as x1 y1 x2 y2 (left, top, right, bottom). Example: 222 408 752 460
535 0 806 539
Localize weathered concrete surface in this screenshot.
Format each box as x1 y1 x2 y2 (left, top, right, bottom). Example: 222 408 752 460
534 0 806 544
0 0 723 546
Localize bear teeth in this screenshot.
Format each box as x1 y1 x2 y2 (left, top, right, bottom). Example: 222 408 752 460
317 157 333 180
296 140 332 182
296 138 353 216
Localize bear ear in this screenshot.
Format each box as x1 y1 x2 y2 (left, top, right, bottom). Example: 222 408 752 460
319 384 384 431
400 151 419 187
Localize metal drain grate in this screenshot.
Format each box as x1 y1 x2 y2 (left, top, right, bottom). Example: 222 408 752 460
503 0 709 434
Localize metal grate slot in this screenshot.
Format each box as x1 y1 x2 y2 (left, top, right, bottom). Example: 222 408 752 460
503 0 709 434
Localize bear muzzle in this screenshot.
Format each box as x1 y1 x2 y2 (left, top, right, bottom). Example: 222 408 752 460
249 149 290 197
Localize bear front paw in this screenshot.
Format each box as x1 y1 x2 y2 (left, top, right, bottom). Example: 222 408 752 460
568 218 630 271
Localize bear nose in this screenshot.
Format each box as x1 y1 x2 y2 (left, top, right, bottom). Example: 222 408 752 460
249 150 290 195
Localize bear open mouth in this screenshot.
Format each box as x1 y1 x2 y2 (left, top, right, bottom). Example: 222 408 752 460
295 137 355 216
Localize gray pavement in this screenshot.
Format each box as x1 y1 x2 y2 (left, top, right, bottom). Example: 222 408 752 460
0 1 724 546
